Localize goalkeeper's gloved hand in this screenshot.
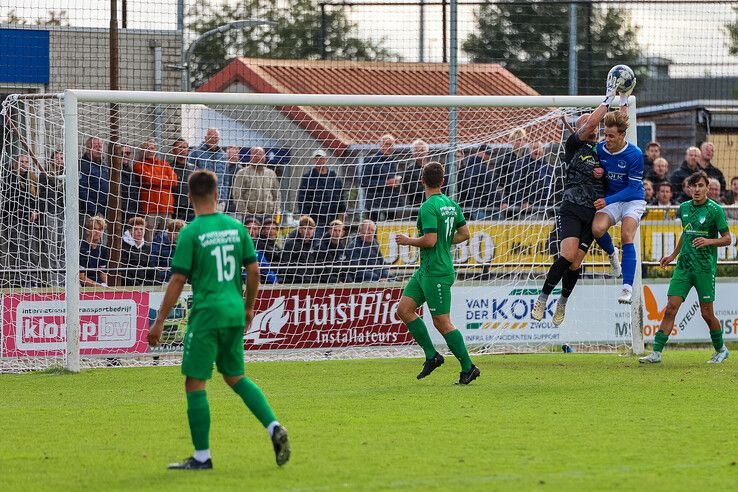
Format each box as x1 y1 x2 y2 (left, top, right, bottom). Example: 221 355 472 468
619 79 636 107
603 76 618 106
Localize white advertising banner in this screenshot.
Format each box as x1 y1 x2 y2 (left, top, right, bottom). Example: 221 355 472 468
426 281 738 346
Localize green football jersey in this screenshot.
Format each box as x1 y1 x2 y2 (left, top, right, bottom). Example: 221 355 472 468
416 193 466 278
171 213 258 330
676 198 729 274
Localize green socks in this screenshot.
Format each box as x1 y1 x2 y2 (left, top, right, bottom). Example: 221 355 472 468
406 317 436 359
233 377 277 428
186 390 210 451
443 329 473 372
710 329 724 352
653 330 669 353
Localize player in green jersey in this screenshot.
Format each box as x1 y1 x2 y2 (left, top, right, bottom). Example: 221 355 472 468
148 170 290 470
640 171 731 364
396 162 480 384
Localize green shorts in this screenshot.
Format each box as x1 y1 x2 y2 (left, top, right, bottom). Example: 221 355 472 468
667 268 716 303
181 325 245 380
402 271 453 316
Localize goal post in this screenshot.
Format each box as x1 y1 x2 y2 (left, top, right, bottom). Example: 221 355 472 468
1 90 644 373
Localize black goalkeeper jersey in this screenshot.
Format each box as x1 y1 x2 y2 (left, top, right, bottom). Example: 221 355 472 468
561 133 605 210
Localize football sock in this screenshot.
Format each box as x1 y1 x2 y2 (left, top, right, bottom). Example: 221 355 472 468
653 330 669 352
443 329 473 372
542 256 572 295
194 449 211 463
596 233 615 256
710 329 725 352
267 421 281 437
561 267 581 299
186 390 210 453
232 377 277 428
406 317 436 359
622 243 636 287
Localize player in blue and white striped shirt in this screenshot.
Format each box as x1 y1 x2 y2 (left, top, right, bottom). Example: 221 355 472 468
592 100 646 304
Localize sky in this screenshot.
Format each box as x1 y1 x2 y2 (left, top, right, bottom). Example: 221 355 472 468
3 0 738 77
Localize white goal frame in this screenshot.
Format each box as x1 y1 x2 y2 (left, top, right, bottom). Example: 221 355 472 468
60 89 644 372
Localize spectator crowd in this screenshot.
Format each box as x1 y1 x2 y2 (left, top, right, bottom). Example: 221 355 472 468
1 126 736 289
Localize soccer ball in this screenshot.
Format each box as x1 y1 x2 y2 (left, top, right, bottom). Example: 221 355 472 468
607 64 636 95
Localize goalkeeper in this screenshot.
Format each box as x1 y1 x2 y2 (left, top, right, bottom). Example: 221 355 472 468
532 81 616 325
148 170 290 470
396 162 480 385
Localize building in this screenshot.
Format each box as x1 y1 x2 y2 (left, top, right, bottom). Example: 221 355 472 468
198 58 554 211
0 25 182 156
637 100 738 181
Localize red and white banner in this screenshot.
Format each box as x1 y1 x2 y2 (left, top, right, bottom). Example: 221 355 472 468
244 287 414 350
1 292 149 358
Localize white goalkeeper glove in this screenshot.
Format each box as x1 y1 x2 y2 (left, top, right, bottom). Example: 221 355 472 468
603 76 618 107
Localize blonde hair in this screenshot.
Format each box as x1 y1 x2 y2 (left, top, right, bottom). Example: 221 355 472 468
86 215 106 232
298 215 316 228
510 128 527 141
603 111 629 134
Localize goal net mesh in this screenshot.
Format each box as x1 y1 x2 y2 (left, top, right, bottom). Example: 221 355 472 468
0 94 634 372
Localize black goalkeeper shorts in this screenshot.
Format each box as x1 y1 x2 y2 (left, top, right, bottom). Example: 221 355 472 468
556 201 596 252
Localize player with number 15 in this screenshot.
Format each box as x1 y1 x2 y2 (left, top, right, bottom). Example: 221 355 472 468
148 169 290 470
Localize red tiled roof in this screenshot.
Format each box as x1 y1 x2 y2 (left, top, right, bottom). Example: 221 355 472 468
199 59 558 154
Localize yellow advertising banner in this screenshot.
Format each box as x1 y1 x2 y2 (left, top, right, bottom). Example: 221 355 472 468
376 220 738 267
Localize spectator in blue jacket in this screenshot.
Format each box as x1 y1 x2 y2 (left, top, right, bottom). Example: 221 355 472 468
150 218 185 283
458 144 497 220
361 134 400 222
345 219 391 282
79 136 109 218
188 128 228 209
297 149 346 234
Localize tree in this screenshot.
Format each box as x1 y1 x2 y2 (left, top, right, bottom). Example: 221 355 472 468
462 2 645 95
187 0 398 89
727 7 738 55
2 9 69 26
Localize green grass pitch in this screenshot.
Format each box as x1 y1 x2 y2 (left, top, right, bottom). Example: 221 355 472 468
2 352 738 491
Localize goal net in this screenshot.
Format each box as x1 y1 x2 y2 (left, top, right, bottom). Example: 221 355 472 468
0 91 642 373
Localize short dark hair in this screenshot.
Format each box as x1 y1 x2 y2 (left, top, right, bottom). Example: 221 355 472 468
188 169 218 200
687 170 709 187
422 161 445 188
658 182 673 192
261 218 276 227
243 217 261 227
646 141 660 150
731 176 738 185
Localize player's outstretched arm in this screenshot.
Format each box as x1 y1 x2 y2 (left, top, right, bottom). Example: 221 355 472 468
148 273 187 346
452 224 471 245
576 78 617 139
244 261 260 327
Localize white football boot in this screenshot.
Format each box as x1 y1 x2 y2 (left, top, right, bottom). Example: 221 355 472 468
531 298 546 321
618 286 633 304
639 351 662 364
707 347 729 364
552 300 566 326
